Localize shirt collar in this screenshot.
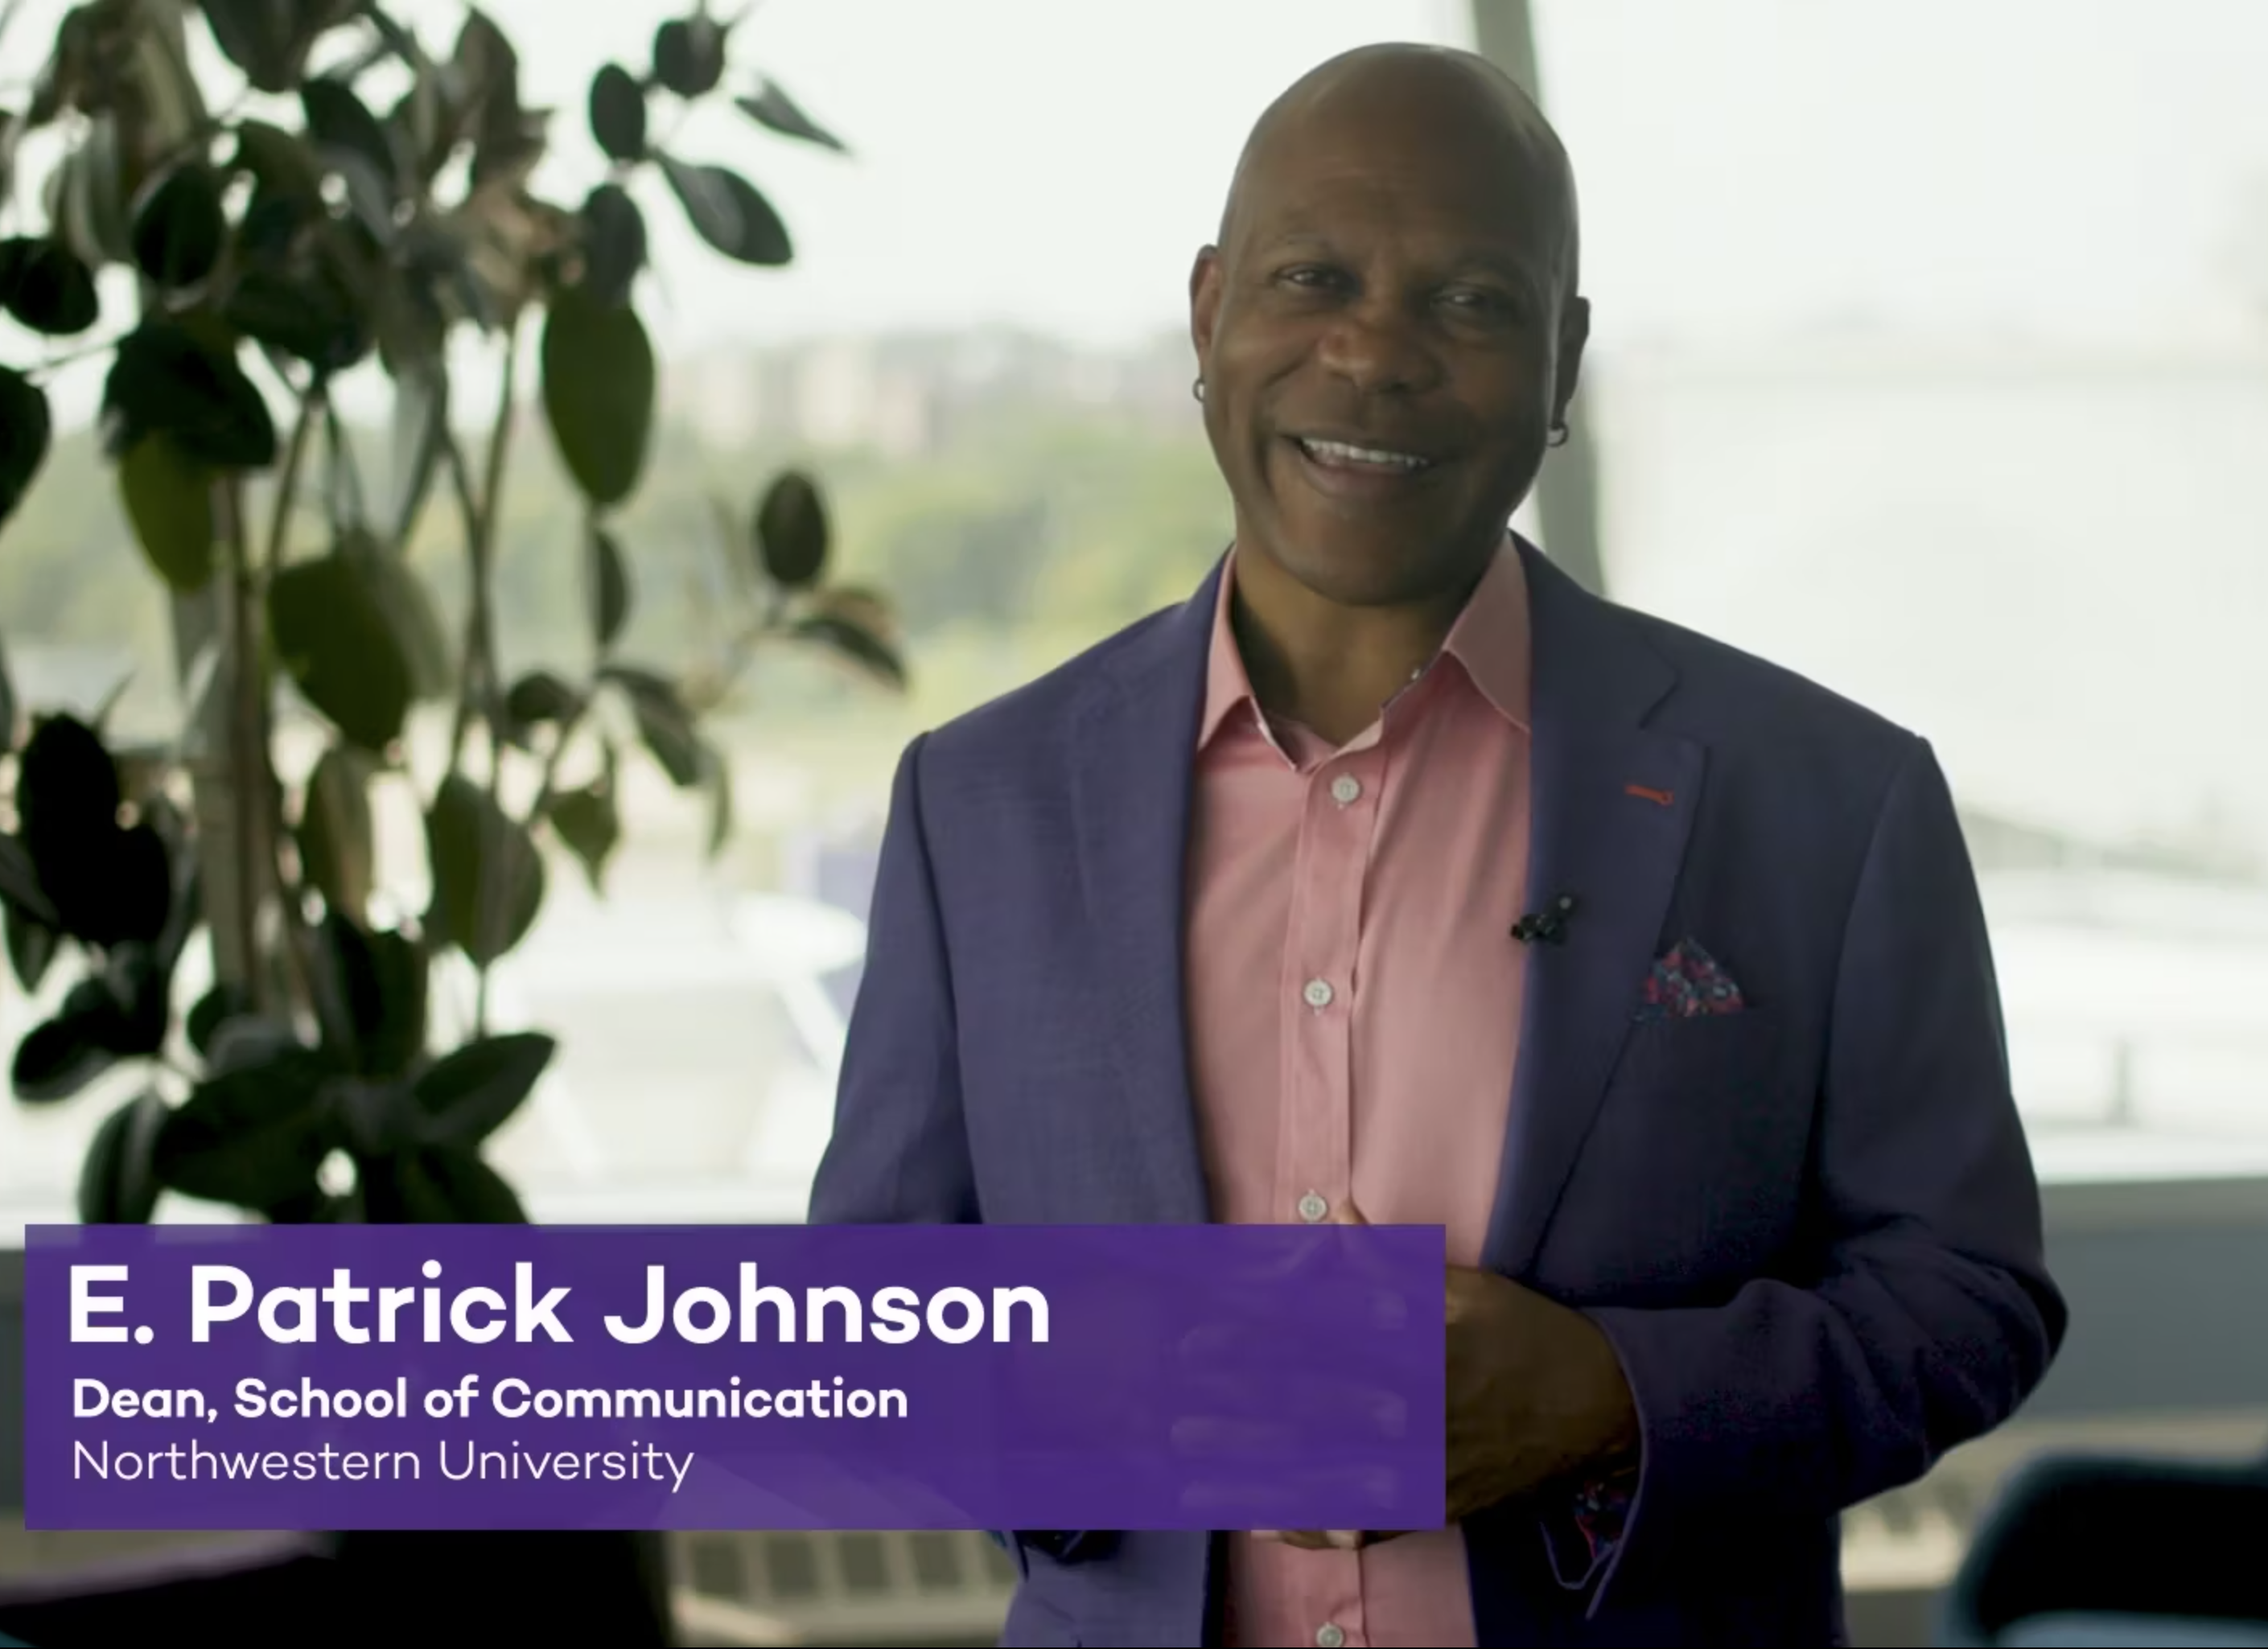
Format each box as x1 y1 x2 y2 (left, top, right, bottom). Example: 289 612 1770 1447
1196 537 1533 750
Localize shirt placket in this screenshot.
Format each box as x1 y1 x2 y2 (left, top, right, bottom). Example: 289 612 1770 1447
1273 733 1389 1649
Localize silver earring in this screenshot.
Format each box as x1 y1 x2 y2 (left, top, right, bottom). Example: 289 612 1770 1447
1547 421 1570 448
1192 376 1206 404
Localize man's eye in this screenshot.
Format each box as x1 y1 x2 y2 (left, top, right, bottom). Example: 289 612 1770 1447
1278 266 1340 290
1441 288 1513 315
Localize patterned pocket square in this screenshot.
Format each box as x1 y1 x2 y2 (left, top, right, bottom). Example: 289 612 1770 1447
1635 940 1745 1023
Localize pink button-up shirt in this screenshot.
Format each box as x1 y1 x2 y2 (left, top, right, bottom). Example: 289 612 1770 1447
1184 541 1535 1649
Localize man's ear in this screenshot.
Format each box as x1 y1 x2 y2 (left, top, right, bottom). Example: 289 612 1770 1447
1552 294 1591 425
1189 245 1224 370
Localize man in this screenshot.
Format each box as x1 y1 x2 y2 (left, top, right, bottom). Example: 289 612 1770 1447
810 42 2064 1649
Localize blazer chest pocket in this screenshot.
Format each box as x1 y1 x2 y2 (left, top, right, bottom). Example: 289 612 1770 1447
1580 1010 1805 1285
1608 1007 1781 1103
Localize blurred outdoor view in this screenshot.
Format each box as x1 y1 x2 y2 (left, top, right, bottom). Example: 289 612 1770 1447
6 0 2268 1241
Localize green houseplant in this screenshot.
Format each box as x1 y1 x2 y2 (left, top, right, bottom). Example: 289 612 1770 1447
0 4 902 1640
0 0 903 1229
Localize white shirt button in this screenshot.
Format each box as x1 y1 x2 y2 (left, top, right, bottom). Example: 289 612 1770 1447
1329 774 1362 805
1302 978 1334 1010
1317 1625 1348 1649
1297 1191 1329 1223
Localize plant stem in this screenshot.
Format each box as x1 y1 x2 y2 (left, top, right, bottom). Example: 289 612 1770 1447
252 393 346 1042
441 434 484 774
268 391 321 572
219 478 265 1014
444 327 521 778
451 325 524 1038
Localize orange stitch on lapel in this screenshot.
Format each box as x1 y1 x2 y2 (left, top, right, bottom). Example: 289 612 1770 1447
1624 783 1675 807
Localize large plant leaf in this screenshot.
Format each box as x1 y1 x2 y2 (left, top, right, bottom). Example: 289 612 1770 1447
184 982 255 1059
364 1146 526 1223
652 14 728 98
543 783 619 892
4 899 58 993
102 319 277 470
0 366 50 533
84 824 174 952
704 742 733 858
0 835 56 929
154 1047 333 1210
578 183 646 310
504 669 582 739
298 742 376 923
230 119 326 216
17 713 121 939
755 468 828 588
117 434 216 591
602 665 702 787
102 939 175 1056
795 611 908 691
128 162 226 290
203 1013 303 1077
587 523 632 650
540 282 654 508
268 552 414 752
588 64 646 162
331 1075 418 1158
199 0 344 94
319 915 427 1079
351 533 453 699
79 1088 169 1223
0 237 100 335
221 236 374 377
657 154 791 267
11 980 129 1104
425 775 545 968
412 1031 554 1145
385 358 447 545
736 80 849 153
301 76 399 191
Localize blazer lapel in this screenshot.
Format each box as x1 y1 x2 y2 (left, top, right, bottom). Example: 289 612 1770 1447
1484 542 1705 1278
1064 565 1222 1225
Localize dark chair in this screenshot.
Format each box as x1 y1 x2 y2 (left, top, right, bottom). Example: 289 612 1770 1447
1938 1452 2268 1647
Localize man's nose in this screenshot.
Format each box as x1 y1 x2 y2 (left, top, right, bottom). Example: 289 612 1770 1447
1314 299 1440 397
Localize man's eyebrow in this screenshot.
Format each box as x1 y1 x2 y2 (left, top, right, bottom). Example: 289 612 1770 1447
1247 230 1547 292
1247 225 1337 258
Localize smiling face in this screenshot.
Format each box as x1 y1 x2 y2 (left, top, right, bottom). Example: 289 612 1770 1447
1192 48 1588 610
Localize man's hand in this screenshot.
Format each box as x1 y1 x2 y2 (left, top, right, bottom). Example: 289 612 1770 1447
1258 1204 1639 1552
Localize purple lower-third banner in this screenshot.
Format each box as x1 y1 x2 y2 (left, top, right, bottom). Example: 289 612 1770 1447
23 1223 1447 1532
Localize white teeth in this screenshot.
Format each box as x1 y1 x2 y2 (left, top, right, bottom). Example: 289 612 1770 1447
1299 438 1430 471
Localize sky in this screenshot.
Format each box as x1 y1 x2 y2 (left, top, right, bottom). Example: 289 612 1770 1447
9 0 2268 380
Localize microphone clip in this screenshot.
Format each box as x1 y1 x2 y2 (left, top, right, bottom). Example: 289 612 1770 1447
1511 894 1577 946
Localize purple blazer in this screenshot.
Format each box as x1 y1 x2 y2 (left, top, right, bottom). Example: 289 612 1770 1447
810 540 2065 1647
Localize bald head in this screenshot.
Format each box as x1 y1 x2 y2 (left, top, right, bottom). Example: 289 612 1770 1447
1218 43 1580 303
1188 42 1591 616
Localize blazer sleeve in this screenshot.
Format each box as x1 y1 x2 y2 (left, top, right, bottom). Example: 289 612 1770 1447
806 734 981 1226
1575 734 2068 1617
